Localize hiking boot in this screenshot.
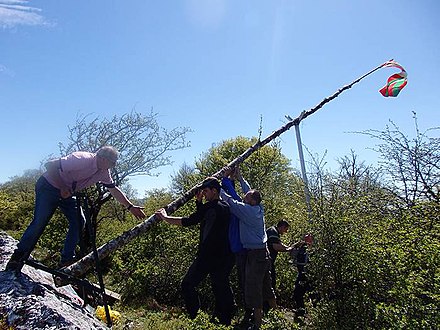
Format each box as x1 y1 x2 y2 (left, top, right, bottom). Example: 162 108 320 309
5 250 26 275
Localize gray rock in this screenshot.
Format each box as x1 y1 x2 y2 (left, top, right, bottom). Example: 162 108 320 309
0 231 108 330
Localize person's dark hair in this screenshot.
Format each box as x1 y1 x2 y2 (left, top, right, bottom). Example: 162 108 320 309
200 177 221 192
249 189 262 205
277 220 290 228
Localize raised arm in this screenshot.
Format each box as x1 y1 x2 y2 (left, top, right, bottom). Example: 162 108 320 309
236 166 251 194
221 177 242 201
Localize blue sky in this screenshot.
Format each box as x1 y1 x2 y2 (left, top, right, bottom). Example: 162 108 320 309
1 0 439 196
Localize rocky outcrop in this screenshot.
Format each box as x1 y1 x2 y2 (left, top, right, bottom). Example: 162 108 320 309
0 231 108 330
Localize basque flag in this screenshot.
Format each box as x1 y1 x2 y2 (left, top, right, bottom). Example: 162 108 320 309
379 60 407 97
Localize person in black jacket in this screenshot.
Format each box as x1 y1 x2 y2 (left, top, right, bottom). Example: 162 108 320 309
292 234 313 317
155 177 235 325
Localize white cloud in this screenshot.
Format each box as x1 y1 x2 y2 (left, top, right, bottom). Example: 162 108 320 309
0 0 49 28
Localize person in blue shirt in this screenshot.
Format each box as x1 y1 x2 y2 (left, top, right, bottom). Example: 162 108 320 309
221 166 250 324
220 166 276 330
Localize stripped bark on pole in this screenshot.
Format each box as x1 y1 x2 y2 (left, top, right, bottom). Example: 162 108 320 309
64 60 391 277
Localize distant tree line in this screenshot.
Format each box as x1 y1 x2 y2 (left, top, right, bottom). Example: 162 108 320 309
0 112 438 329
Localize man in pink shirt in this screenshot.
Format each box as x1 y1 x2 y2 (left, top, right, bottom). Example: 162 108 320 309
5 146 145 274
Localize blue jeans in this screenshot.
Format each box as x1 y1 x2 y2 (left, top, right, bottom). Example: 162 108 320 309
17 176 84 264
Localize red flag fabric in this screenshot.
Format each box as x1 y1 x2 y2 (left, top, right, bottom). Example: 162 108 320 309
379 60 407 97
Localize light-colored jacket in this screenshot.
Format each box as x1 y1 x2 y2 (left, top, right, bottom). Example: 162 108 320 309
220 176 267 249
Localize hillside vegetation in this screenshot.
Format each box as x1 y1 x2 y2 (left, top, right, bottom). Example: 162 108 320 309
1 119 439 329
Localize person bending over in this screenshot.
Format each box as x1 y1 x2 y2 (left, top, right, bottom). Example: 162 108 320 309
6 146 145 274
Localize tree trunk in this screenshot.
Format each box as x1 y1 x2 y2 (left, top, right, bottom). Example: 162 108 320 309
64 60 389 277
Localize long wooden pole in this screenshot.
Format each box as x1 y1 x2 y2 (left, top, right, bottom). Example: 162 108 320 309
64 60 392 277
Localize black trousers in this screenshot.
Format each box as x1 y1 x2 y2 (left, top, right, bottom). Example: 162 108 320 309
270 259 277 291
293 270 310 310
181 253 235 325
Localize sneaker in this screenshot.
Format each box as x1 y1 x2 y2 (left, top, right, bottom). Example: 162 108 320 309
5 250 26 274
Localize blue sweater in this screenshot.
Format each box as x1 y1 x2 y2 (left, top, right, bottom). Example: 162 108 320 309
221 177 244 253
221 176 267 250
